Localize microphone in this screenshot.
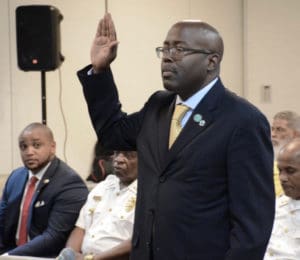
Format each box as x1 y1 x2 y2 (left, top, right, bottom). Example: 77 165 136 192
56 248 76 260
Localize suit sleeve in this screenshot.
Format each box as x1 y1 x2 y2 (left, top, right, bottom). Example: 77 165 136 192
0 183 8 251
8 174 88 257
77 65 145 151
225 111 275 260
0 168 27 254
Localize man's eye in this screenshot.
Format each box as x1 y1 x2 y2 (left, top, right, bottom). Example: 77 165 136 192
33 143 41 148
19 144 27 150
286 167 296 174
175 47 184 52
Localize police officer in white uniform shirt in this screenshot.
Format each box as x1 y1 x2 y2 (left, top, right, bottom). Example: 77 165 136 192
58 151 138 260
264 138 300 259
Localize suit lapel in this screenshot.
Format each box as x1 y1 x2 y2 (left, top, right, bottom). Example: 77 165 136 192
7 168 28 238
16 169 29 206
162 80 225 173
157 97 176 167
171 106 214 153
20 169 29 190
32 158 58 202
29 158 58 223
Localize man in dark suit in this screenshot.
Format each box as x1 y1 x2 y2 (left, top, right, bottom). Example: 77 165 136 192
77 13 275 260
0 122 88 257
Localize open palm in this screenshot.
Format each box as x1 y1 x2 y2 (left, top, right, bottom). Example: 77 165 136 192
91 13 118 72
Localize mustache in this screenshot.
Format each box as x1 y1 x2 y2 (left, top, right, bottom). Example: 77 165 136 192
161 64 176 73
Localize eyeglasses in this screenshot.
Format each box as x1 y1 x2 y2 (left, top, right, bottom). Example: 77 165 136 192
155 46 213 60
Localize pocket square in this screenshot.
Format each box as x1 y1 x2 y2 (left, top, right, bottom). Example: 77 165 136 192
35 200 45 207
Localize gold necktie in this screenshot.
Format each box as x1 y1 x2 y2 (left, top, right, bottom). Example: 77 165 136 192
169 104 189 148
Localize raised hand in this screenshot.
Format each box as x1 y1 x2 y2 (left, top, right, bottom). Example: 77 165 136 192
91 13 118 73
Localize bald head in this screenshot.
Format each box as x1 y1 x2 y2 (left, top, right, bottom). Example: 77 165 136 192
277 138 300 200
278 138 300 162
19 122 54 142
171 20 224 61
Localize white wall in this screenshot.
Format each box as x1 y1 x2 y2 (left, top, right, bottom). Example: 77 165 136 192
1 0 106 178
1 0 13 176
0 0 299 180
244 0 300 120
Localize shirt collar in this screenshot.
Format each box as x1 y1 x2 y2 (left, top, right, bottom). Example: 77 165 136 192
176 77 218 109
28 161 52 182
119 179 137 192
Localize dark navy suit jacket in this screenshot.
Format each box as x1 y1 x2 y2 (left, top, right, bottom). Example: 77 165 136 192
78 66 275 260
0 157 88 257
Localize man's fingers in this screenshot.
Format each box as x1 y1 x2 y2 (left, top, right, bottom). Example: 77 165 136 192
96 13 116 40
96 18 104 37
108 17 117 41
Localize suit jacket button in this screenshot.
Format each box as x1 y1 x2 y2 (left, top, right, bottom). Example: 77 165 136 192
159 176 166 182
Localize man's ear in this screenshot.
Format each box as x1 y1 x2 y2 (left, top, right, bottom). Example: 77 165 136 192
207 53 220 71
98 159 106 180
51 141 56 156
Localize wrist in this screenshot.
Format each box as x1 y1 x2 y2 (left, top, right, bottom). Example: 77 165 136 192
91 67 101 74
89 66 108 75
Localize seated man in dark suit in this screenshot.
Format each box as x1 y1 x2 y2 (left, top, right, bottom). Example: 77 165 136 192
0 122 89 257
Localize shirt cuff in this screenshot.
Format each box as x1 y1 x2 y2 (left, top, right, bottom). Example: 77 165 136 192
87 68 94 75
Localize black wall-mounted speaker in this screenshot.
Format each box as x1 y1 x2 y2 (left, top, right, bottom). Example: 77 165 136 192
16 5 64 71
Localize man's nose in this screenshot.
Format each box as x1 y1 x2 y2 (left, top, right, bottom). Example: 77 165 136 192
114 154 126 164
279 171 288 182
162 54 174 62
271 129 276 138
24 146 35 155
